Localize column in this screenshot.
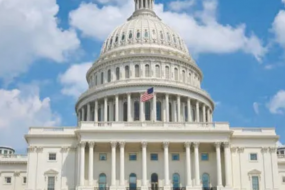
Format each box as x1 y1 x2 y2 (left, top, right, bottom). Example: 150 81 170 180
215 142 222 187
196 101 199 122
87 103 91 121
140 0 143 8
203 105 206 123
104 98 108 122
80 142 86 186
177 96 181 122
224 142 232 187
136 0 139 10
81 107 85 121
111 142 117 186
115 95 119 122
165 94 169 122
142 142 147 186
185 142 192 187
193 142 200 186
88 142 94 186
127 94 131 122
94 101 98 122
163 142 170 186
207 108 210 123
119 142 125 186
146 0 148 9
152 93 157 122
140 93 145 122
187 98 192 122
173 101 177 122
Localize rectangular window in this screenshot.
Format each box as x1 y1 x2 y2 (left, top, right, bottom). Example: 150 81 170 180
5 177 11 184
99 153 107 161
172 153 180 161
47 176 55 190
150 153 158 161
48 153 56 161
250 153 258 161
281 150 284 155
23 177 27 184
201 153 209 161
252 176 259 190
283 176 285 183
129 153 137 161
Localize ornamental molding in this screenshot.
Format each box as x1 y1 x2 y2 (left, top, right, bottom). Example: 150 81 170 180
184 142 191 148
237 147 244 153
269 147 277 153
214 142 221 148
119 141 125 147
88 142 95 147
141 141 147 148
261 147 268 153
80 141 86 147
230 147 238 153
223 142 230 148
193 142 200 148
60 147 69 153
27 146 37 153
163 141 169 148
36 147 43 153
110 141 117 148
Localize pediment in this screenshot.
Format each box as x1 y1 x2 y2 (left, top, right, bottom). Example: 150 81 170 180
248 169 261 175
44 169 58 175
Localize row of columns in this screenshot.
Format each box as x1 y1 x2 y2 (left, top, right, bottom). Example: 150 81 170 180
79 141 232 187
135 0 153 10
79 94 213 123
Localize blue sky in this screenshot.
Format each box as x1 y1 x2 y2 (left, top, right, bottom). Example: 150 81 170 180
0 0 285 153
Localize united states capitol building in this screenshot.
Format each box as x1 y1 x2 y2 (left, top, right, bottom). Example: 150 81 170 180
1 1 285 190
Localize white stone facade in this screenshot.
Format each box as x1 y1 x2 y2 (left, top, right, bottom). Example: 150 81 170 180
0 1 284 190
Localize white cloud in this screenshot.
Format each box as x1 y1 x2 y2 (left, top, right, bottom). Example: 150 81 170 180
253 102 259 114
59 62 92 98
272 7 285 48
0 0 80 81
267 90 285 114
168 0 195 12
0 84 61 151
69 0 266 61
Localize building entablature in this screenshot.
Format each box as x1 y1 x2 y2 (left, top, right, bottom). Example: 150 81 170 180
0 154 27 164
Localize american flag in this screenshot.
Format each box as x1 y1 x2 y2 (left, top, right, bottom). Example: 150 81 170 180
141 87 154 102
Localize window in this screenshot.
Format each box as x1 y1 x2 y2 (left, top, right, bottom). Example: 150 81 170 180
155 65 160 78
123 102 128 121
160 31 163 39
174 68 178 81
101 72 104 84
172 153 180 161
129 173 137 190
182 70 185 82
115 35 118 43
49 153 56 161
151 153 158 161
283 176 285 183
281 150 284 155
125 65 130 78
135 65 140 77
108 69 111 82
202 173 210 189
5 177 11 184
99 153 107 161
250 153 258 161
98 107 102 122
137 30 140 38
156 101 162 121
145 101 151 121
169 102 172 122
252 176 259 190
144 29 148 38
167 32 171 41
122 32 125 41
129 31 133 39
151 173 158 190
116 67 120 80
165 66 170 79
172 173 180 189
47 176 55 190
173 35 176 43
4 150 7 154
185 106 188 122
129 153 137 161
23 177 27 184
145 64 150 77
134 101 140 121
95 74 97 85
99 173 107 190
201 153 209 161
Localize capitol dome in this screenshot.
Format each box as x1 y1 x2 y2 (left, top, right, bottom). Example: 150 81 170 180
76 0 215 124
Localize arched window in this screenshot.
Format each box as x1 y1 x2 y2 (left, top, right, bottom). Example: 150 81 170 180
169 103 172 122
110 38 113 46
174 68 178 81
123 102 128 121
116 67 120 80
167 33 171 41
145 64 150 77
165 66 170 79
137 30 140 39
185 105 188 122
125 65 130 78
129 31 133 39
173 35 176 44
192 108 196 122
182 70 185 82
145 29 148 38
145 101 151 121
99 173 107 190
108 69 111 82
122 32 125 41
172 173 180 190
115 35 118 43
157 101 162 121
107 105 110 121
202 173 210 189
95 74 97 85
134 101 140 121
151 173 158 190
160 31 163 39
155 65 160 78
188 73 191 83
129 173 137 190
101 72 104 84
135 65 140 77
